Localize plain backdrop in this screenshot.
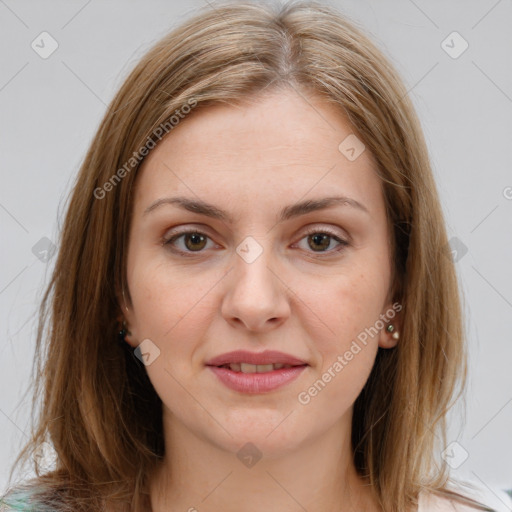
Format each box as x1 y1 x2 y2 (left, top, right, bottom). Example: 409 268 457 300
1 0 511 508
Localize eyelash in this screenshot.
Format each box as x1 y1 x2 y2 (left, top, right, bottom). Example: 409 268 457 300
162 227 349 258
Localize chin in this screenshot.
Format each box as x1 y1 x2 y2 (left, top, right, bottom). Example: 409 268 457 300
208 410 310 457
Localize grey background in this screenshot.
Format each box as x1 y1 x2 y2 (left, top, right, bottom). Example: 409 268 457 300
1 0 511 508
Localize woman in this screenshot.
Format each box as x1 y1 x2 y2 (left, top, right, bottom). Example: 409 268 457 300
0 1 497 511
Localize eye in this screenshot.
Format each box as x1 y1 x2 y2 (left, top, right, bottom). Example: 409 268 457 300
163 230 214 255
295 227 349 256
163 227 349 257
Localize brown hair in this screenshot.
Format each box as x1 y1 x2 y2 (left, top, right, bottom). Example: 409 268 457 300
1 1 492 511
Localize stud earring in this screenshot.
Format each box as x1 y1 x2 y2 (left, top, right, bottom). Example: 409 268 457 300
386 324 400 340
118 320 132 344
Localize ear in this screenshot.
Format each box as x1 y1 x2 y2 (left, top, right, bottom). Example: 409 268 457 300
115 284 138 348
377 301 402 349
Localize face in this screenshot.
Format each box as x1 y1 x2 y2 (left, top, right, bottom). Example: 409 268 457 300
121 88 400 456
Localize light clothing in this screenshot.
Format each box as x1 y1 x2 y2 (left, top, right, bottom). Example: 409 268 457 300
2 486 510 511
419 487 512 512
418 490 489 511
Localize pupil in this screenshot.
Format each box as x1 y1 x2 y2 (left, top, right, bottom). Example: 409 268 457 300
309 234 329 251
185 233 206 251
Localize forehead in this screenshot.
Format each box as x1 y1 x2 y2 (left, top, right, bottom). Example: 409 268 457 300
133 89 383 218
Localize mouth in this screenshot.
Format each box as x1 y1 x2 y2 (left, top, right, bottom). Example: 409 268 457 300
212 362 307 373
206 362 308 393
205 349 309 368
204 350 309 393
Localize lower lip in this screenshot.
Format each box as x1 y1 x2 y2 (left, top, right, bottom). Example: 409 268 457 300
207 365 307 393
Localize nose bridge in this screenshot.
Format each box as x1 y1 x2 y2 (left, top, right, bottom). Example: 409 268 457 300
233 234 278 296
221 234 289 330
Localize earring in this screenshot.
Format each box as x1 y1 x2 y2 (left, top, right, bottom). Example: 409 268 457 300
118 320 132 344
386 324 400 340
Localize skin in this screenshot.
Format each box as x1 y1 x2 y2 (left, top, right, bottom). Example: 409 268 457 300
120 87 402 512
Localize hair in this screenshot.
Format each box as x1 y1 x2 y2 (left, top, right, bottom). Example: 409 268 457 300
1 1 494 511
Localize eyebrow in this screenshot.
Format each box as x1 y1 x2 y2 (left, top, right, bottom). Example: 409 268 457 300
143 195 370 223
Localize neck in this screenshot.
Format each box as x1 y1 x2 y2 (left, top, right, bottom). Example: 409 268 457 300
149 407 380 512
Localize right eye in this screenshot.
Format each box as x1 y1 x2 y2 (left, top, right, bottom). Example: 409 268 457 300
163 230 215 255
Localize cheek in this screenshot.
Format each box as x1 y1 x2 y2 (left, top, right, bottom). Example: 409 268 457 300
129 255 209 335
312 263 388 346
294 274 382 416
128 259 221 379
301 256 388 387
128 262 215 413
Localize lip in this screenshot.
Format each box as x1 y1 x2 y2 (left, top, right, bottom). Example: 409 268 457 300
208 365 307 394
205 350 308 367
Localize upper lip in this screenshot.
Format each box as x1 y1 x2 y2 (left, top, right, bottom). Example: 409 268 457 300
205 350 308 367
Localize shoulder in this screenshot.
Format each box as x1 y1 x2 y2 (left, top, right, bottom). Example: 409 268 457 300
0 485 53 512
418 489 496 512
0 488 33 511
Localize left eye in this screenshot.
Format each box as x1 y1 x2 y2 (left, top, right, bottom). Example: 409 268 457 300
163 229 348 256
296 231 349 254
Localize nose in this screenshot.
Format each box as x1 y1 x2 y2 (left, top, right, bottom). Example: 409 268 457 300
221 240 291 333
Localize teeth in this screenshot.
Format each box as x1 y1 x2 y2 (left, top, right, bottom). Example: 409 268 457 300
240 363 258 373
223 363 294 373
256 364 274 373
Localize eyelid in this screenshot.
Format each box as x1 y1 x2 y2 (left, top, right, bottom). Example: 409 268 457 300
162 223 216 240
163 223 348 240
300 224 349 241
